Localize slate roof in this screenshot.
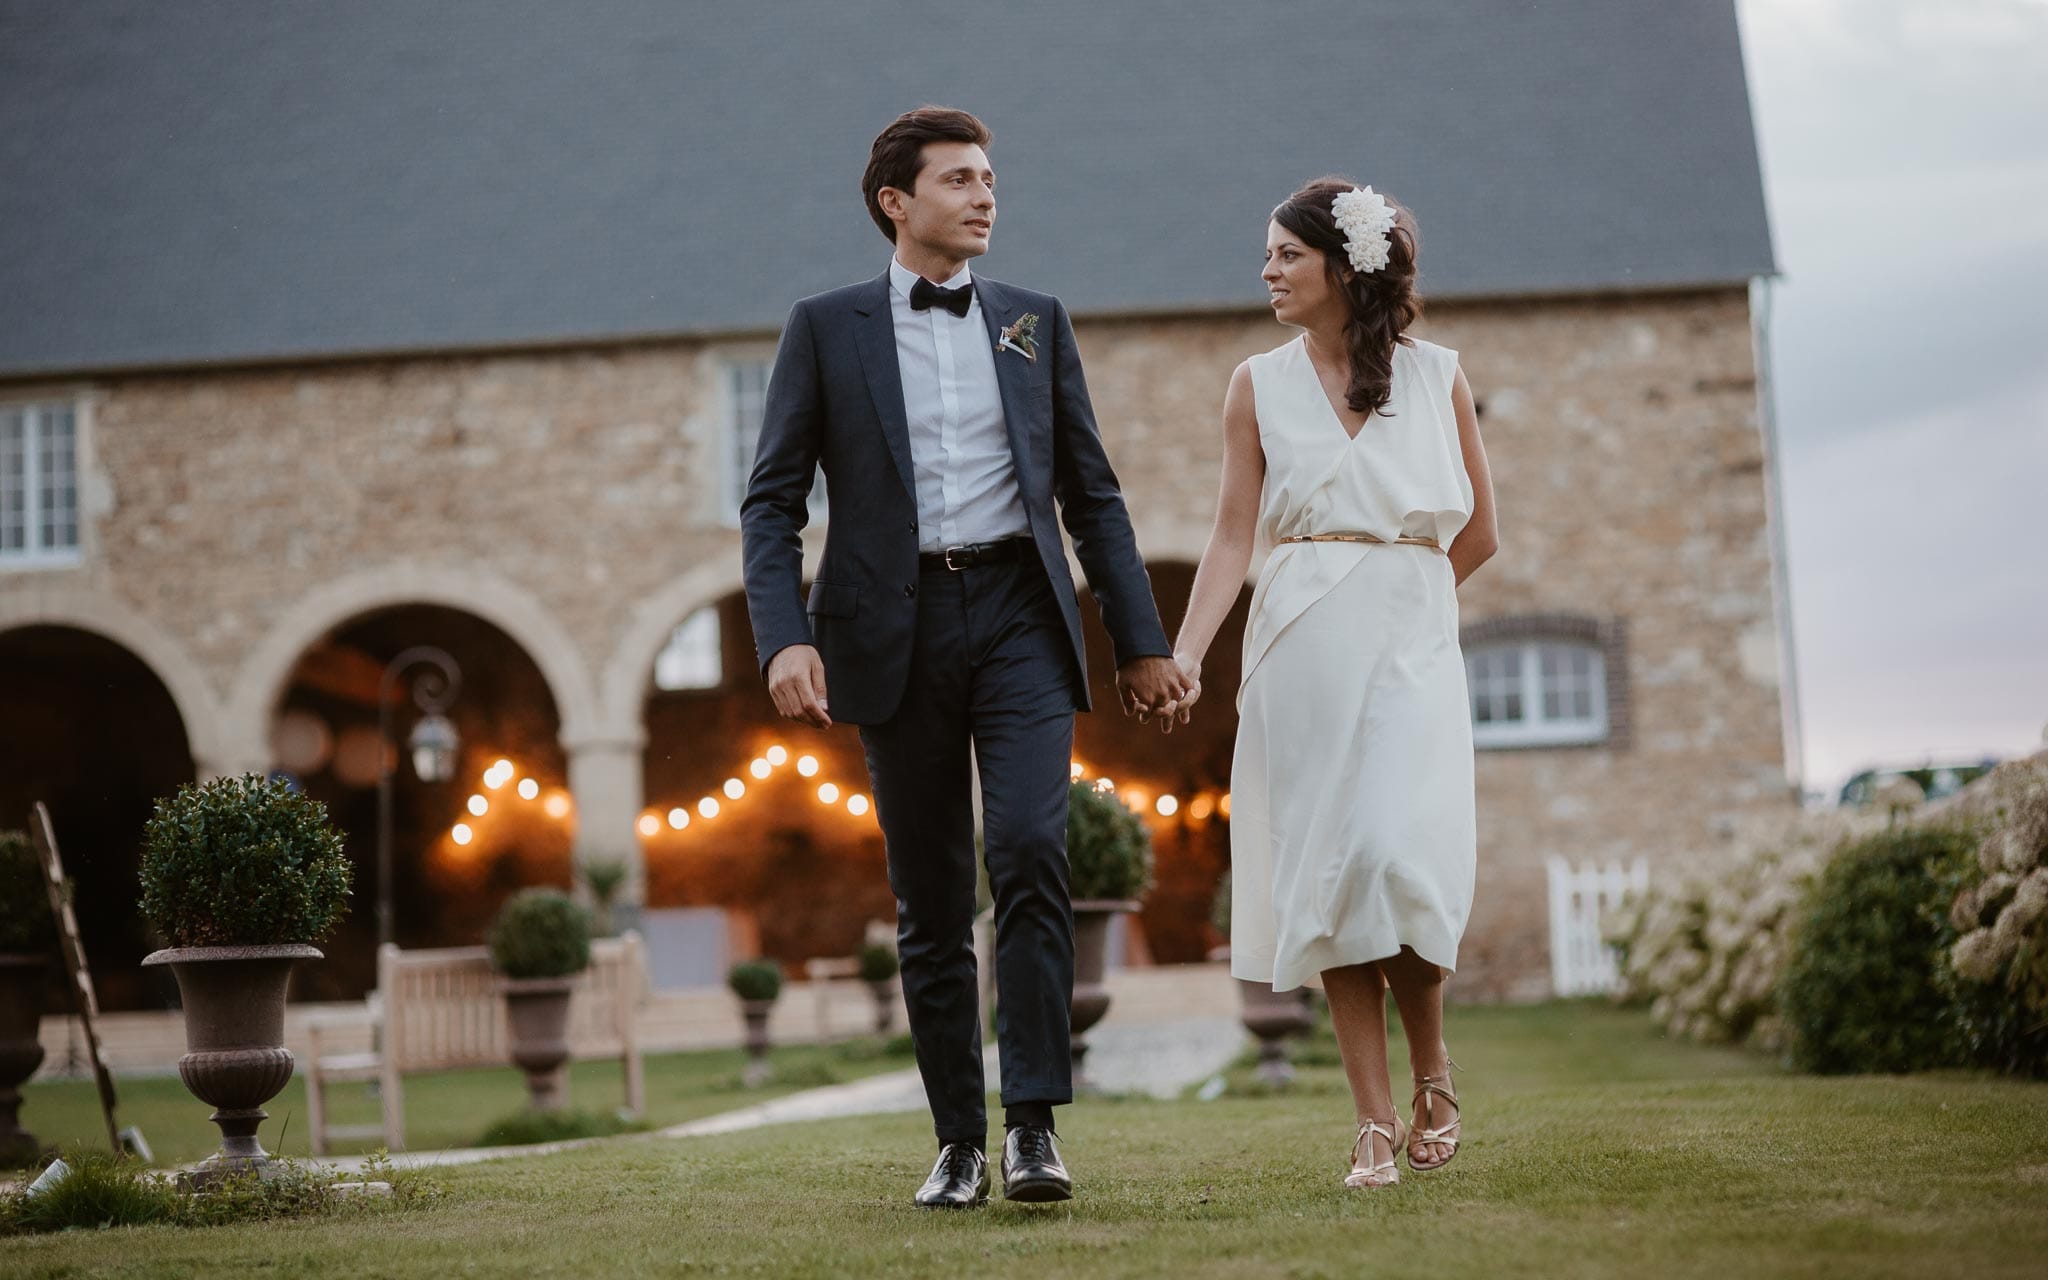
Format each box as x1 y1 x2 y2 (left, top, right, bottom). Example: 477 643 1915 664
0 0 1775 378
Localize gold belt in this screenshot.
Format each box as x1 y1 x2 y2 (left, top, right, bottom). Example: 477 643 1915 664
1280 532 1442 550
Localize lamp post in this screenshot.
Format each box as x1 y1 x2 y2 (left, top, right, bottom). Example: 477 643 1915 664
376 646 462 952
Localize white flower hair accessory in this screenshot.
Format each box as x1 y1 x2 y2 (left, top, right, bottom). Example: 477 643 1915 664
1330 186 1396 275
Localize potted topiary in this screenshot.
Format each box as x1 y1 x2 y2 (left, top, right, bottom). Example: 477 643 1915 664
137 775 351 1183
727 960 781 1086
486 888 592 1111
1 828 57 1166
576 857 630 938
1213 870 1314 1085
1065 780 1156 1082
857 941 900 1035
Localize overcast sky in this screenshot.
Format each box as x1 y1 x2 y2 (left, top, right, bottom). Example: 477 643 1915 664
1736 0 2048 793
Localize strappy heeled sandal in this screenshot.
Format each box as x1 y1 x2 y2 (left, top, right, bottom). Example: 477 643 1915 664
1344 1116 1407 1189
1406 1064 1462 1172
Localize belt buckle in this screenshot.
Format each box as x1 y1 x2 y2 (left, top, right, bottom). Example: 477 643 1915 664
942 545 971 571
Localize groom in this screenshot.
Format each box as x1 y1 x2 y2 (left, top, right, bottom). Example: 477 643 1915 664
740 106 1189 1207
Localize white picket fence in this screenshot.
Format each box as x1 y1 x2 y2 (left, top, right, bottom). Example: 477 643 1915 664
1545 855 1649 997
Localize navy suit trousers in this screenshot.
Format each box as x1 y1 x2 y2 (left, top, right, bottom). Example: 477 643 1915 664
858 556 1078 1146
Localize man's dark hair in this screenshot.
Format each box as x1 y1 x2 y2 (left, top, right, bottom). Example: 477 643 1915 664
862 106 993 243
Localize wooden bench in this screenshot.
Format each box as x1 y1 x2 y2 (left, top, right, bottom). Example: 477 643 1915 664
304 933 646 1154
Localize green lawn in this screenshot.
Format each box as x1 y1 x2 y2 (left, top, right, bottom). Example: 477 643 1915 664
15 1037 915 1166
6 1003 2046 1279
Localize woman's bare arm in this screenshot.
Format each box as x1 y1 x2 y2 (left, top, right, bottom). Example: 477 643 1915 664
1446 365 1498 587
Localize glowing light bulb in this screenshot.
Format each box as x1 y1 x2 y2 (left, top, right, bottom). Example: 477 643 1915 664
723 778 745 800
484 767 508 791
847 794 870 817
636 813 660 837
749 758 771 779
543 791 571 819
517 778 539 801
699 797 720 819
796 755 820 778
766 745 788 766
1157 795 1179 817
467 794 488 817
1219 793 1232 819
818 782 840 804
1094 778 1115 793
1122 787 1149 814
1190 794 1215 821
451 823 473 845
1070 762 1085 780
667 807 689 830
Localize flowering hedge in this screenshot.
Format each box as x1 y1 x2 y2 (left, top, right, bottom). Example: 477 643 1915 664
1606 753 2048 1076
1605 809 1871 1052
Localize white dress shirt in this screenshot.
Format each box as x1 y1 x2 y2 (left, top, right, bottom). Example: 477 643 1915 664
888 257 1031 553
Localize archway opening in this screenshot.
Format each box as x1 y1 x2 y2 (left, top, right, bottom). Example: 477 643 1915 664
271 604 568 999
0 624 195 1010
637 588 890 983
1078 562 1252 964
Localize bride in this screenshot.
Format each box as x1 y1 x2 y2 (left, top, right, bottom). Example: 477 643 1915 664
1168 177 1498 1188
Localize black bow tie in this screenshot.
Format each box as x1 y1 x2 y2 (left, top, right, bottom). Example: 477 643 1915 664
909 277 973 318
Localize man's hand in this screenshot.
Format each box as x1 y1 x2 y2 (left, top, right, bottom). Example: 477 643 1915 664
1155 652 1203 734
767 644 832 729
1116 655 1192 726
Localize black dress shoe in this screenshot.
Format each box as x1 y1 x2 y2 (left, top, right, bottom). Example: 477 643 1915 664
914 1142 989 1209
1001 1125 1072 1202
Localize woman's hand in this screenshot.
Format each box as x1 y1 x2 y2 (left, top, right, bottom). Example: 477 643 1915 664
1160 651 1203 733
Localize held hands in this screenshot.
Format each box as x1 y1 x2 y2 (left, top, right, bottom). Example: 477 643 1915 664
1116 655 1199 733
766 644 832 729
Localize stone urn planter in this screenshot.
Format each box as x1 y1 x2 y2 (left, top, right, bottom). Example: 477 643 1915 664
1070 899 1142 1084
728 961 781 1087
136 776 354 1185
498 976 576 1110
487 888 593 1112
0 955 49 1166
1237 979 1315 1085
1 828 57 1167
1064 778 1156 1088
141 944 321 1182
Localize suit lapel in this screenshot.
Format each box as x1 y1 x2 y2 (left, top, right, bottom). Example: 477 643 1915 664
977 278 1037 482
851 272 917 500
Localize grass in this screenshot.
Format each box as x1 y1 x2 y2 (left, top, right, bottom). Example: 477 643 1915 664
4 1002 2045 1278
14 1036 914 1166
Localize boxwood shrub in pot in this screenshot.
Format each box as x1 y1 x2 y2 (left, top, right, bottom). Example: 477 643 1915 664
0 829 57 1165
136 775 352 1182
858 942 900 1035
1064 780 1156 1084
487 888 592 1110
728 960 781 1085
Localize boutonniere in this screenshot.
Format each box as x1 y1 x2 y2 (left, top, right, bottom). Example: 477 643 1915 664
997 313 1039 363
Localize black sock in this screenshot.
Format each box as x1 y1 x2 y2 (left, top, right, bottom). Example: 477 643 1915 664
1004 1102 1054 1131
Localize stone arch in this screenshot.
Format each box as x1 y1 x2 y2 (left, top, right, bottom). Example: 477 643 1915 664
224 561 604 766
0 582 229 774
600 544 825 736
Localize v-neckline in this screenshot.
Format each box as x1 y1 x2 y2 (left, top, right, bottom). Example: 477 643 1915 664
1297 335 1374 444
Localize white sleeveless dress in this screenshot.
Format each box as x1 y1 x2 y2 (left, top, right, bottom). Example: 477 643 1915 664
1229 334 1477 992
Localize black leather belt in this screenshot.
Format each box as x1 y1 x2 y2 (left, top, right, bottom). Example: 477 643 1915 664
919 536 1034 572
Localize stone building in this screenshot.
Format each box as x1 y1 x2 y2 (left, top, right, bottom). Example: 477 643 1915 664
0 2 1788 1002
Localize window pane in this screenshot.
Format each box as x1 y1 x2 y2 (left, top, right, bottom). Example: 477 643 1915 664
0 409 21 551
653 607 723 691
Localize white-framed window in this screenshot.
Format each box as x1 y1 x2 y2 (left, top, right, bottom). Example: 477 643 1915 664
1467 639 1608 748
722 358 825 525
653 606 722 692
1 401 82 567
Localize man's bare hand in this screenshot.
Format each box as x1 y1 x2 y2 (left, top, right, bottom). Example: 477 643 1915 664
1116 655 1192 725
767 644 831 729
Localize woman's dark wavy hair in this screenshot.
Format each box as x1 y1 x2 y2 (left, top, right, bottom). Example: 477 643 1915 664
1271 177 1421 417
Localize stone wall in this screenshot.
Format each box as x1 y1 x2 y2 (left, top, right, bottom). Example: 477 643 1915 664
0 286 1790 1000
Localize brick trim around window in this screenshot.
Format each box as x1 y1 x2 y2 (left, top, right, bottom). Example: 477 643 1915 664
1459 612 1631 749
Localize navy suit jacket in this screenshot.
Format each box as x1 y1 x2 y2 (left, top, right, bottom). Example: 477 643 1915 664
739 270 1171 726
